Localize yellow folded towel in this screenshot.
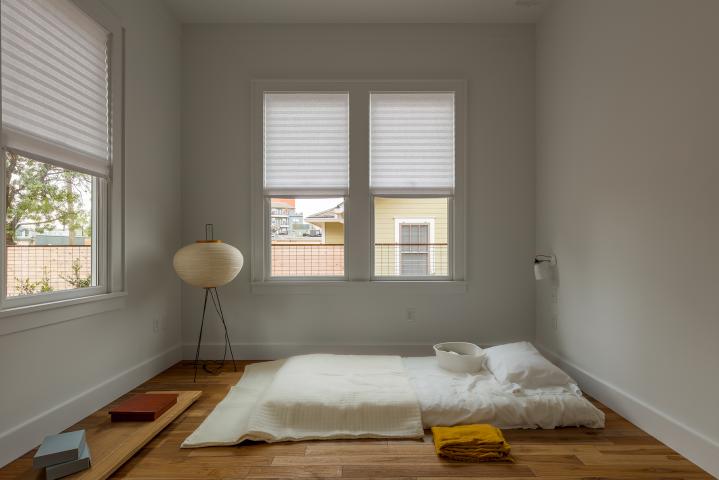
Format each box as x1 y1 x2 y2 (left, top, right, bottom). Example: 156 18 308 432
431 424 511 462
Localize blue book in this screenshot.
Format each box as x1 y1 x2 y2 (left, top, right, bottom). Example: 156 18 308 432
33 430 86 469
45 442 91 480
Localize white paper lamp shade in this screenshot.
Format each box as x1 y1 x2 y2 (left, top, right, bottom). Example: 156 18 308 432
173 241 243 288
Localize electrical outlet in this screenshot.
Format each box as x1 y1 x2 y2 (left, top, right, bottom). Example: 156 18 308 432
152 317 160 333
406 307 417 322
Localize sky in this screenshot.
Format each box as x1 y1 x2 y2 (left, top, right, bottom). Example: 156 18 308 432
295 198 342 217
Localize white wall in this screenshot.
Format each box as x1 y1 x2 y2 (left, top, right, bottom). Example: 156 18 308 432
180 24 536 357
0 0 182 467
536 0 719 476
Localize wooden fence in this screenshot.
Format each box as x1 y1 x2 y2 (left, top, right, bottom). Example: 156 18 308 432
6 245 92 296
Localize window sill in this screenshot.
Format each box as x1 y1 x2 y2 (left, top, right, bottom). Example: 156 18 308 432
251 280 467 295
0 291 127 336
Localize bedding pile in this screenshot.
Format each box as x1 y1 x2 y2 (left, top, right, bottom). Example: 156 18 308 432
183 345 605 448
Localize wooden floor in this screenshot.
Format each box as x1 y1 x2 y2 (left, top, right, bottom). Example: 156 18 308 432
1 360 712 479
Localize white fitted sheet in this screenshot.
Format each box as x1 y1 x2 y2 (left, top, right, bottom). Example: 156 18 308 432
404 356 605 429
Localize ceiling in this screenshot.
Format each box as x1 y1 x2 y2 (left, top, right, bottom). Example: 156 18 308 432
163 0 549 24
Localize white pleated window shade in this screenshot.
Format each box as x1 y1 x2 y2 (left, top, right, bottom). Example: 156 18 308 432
370 93 455 195
264 93 349 196
1 0 111 177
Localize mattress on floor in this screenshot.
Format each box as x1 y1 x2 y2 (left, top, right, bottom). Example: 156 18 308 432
183 354 604 448
404 356 605 429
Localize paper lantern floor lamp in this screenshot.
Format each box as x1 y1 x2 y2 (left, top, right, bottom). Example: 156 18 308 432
173 224 243 381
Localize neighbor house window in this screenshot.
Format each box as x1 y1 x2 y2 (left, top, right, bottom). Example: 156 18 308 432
398 222 431 275
263 93 348 278
252 81 464 285
371 93 454 279
0 0 124 308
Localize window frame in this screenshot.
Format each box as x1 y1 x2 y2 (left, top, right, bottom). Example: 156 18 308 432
0 0 125 314
250 79 466 288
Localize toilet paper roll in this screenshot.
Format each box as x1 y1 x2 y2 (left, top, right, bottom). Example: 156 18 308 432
534 261 552 280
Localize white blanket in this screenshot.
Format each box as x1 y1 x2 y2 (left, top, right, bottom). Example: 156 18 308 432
182 354 423 447
404 357 604 429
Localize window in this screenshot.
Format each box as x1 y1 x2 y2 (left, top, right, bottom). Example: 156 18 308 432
5 153 97 297
251 80 465 286
370 93 454 279
263 93 348 278
1 0 124 308
269 197 344 277
373 197 449 278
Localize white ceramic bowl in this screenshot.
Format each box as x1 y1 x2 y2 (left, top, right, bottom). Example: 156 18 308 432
433 341 486 373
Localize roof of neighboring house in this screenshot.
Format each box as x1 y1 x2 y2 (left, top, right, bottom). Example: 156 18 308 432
306 202 344 224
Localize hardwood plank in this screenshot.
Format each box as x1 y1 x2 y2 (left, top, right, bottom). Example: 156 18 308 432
273 455 447 466
306 444 435 456
113 463 249 479
512 455 582 465
246 465 341 478
576 453 700 466
341 464 535 477
187 444 307 457
419 478 534 480
594 445 678 455
272 454 580 467
530 463 710 478
508 445 596 455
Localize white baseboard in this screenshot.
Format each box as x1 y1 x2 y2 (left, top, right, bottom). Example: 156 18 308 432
0 344 182 468
183 342 441 359
181 342 504 360
537 344 719 478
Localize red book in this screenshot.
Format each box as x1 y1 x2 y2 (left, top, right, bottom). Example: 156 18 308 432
109 393 178 422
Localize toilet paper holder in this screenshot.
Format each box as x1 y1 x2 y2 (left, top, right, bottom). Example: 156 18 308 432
534 254 556 280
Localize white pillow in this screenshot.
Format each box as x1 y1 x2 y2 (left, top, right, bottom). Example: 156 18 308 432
484 341 576 390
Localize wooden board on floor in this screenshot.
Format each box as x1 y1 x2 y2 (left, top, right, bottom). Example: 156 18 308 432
66 390 201 480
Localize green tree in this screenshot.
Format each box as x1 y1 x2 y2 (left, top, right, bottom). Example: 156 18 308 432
5 152 91 245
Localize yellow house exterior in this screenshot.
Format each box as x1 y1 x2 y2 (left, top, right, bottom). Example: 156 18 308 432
323 223 344 244
374 197 448 277
306 198 448 277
